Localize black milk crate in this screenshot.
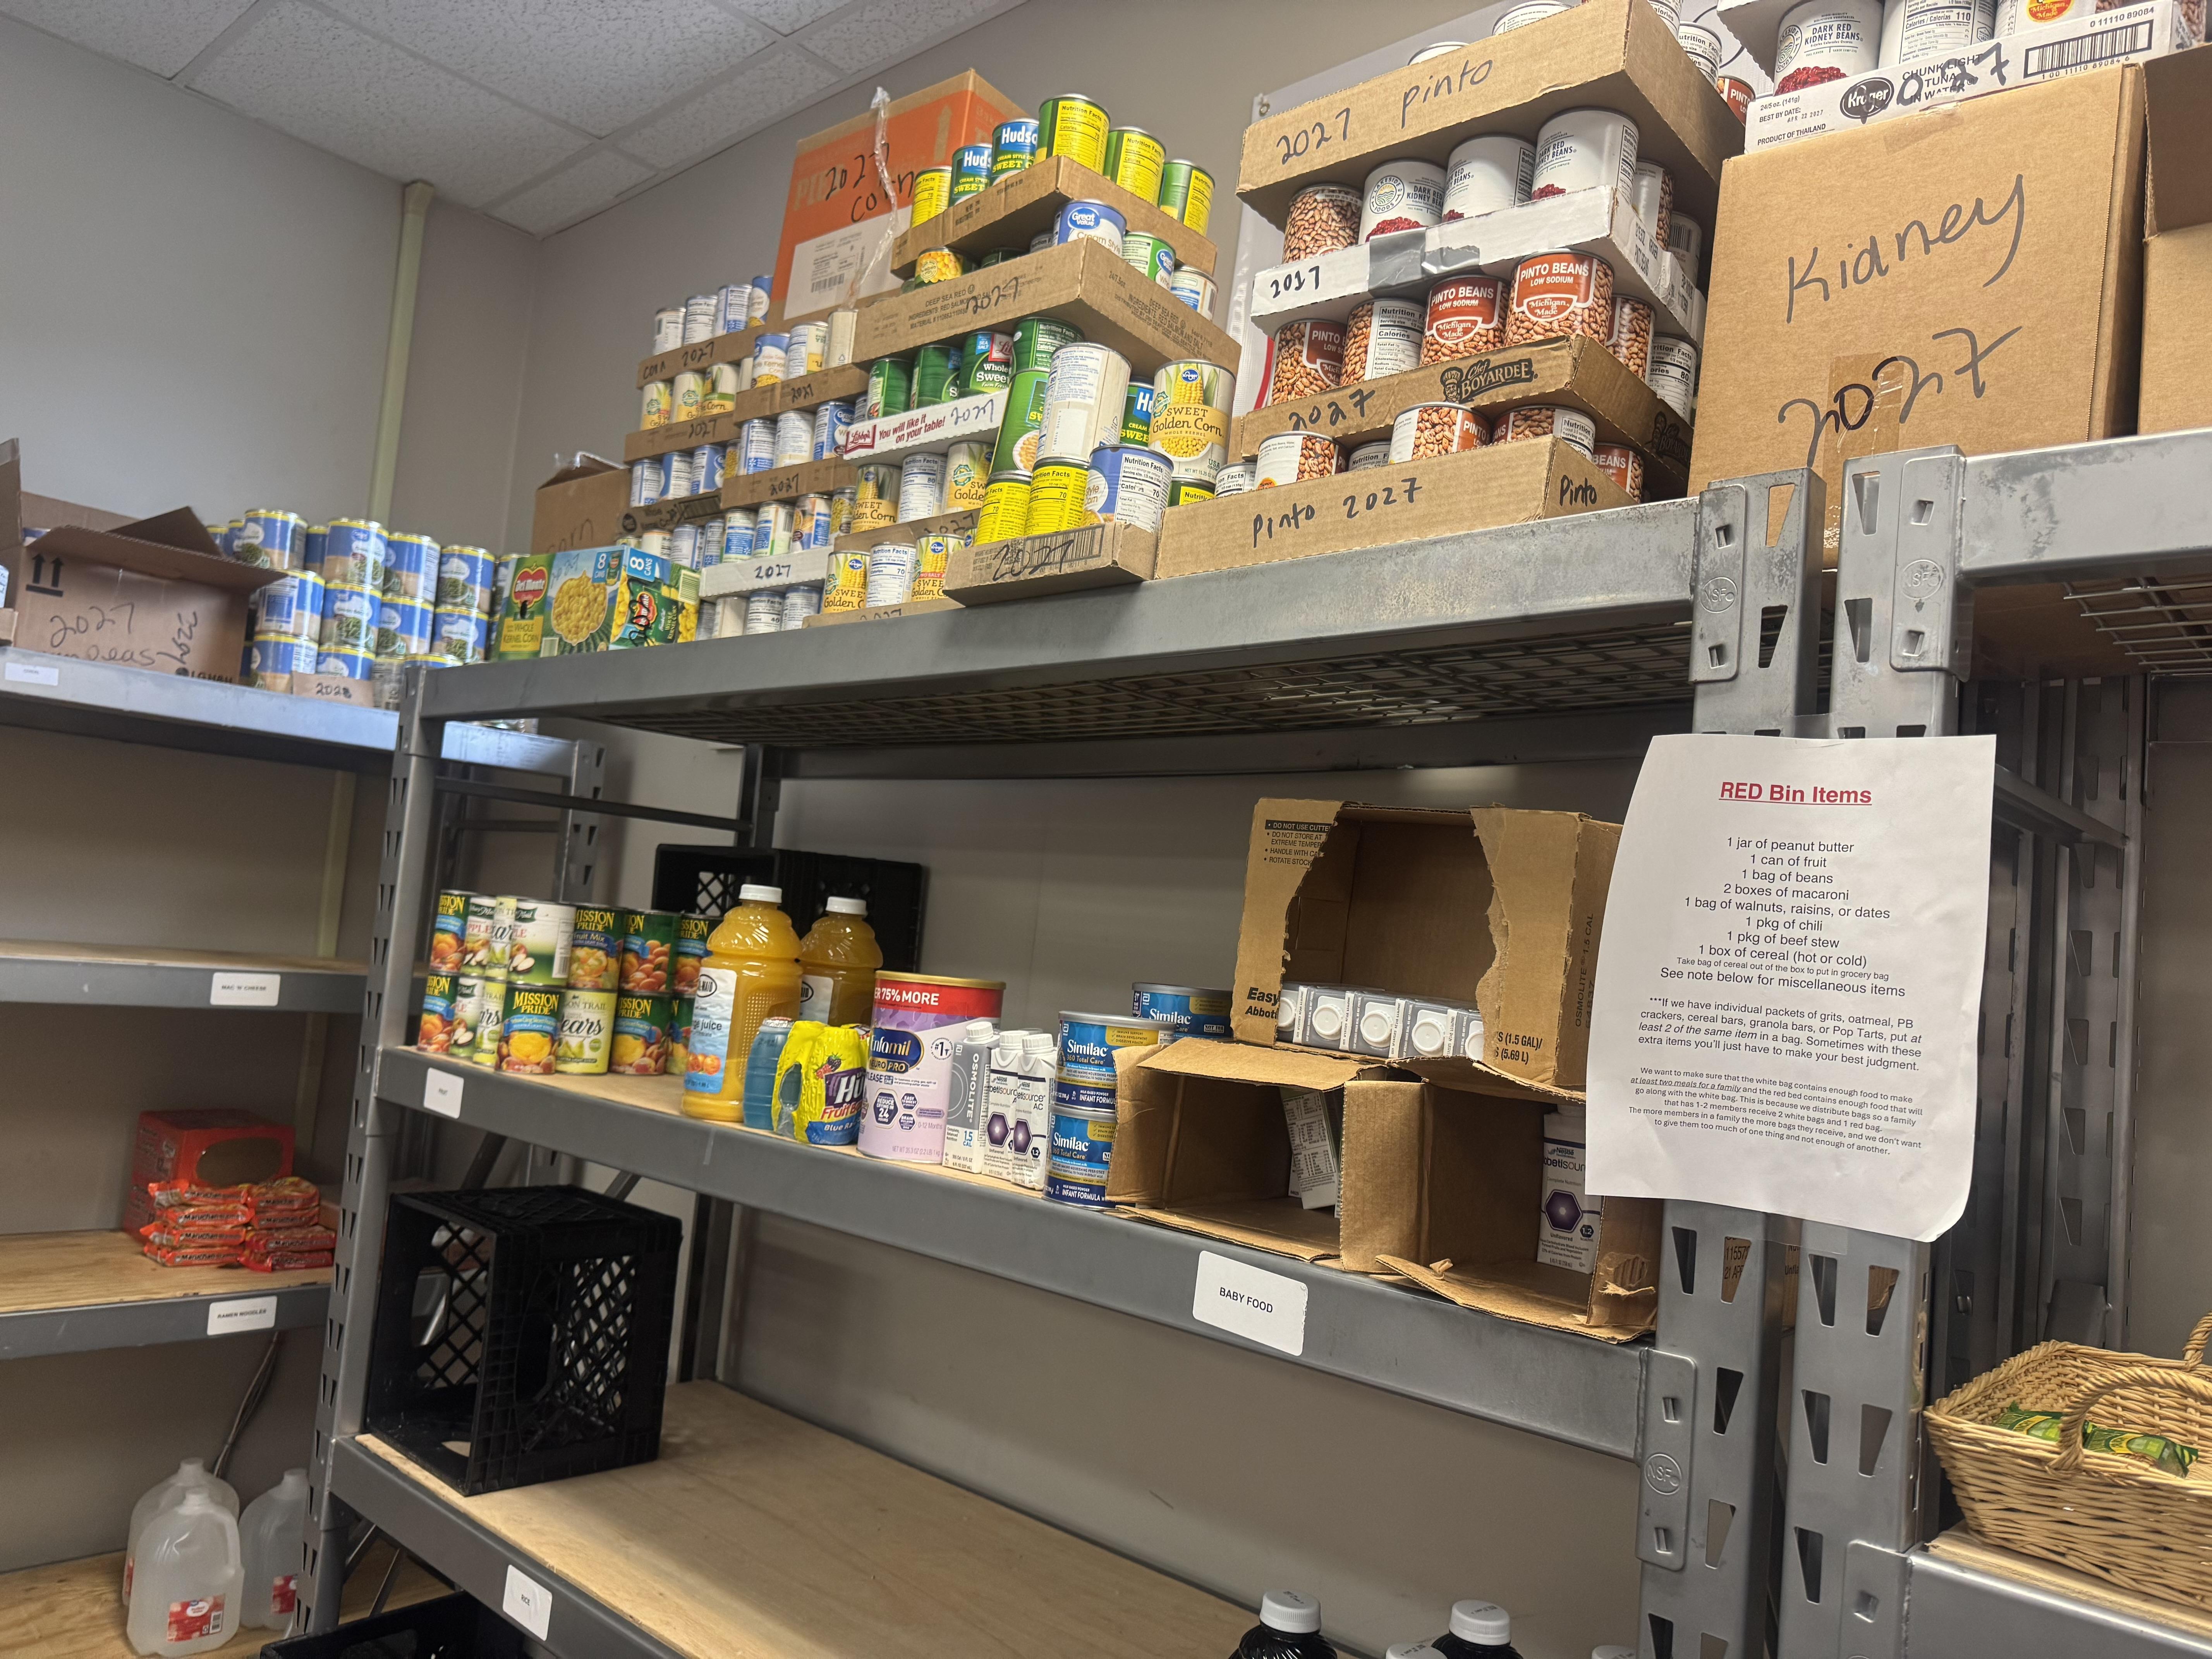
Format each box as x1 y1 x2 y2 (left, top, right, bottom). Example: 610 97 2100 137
264 1592 523 1659
651 845 926 972
364 1186 681 1496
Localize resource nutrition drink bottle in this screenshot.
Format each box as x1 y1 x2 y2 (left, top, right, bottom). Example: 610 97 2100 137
1231 1591 1337 1658
798 895 883 1025
683 884 801 1121
1432 1601 1523 1657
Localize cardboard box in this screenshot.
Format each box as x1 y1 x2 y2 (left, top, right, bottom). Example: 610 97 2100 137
0 442 273 683
531 455 633 558
842 390 1007 466
942 522 1156 603
622 489 726 535
893 154 1219 278
775 72 1025 322
1231 337 1693 495
1689 67 2145 560
833 507 977 553
2140 45 2212 432
1109 1038 1658 1338
636 321 765 389
625 366 871 463
719 456 858 510
699 546 833 599
799 596 962 626
1154 438 1627 580
124 1108 294 1231
1247 186 1701 342
852 238 1242 378
1743 2 2194 152
1231 801 1619 1097
1237 0 1740 233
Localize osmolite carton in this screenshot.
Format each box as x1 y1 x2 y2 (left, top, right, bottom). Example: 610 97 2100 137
860 973 1005 1163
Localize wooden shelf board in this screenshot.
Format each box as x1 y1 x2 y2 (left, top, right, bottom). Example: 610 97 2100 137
361 1382 1249 1659
0 1231 328 1319
1 1539 444 1659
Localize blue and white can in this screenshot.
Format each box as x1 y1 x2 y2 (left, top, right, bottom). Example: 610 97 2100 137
250 636 316 678
1132 983 1232 1044
302 524 329 574
669 523 702 569
780 585 821 629
740 418 775 474
1055 1011 1166 1091
756 501 794 559
715 282 750 335
432 605 489 664
773 409 812 468
1087 443 1173 533
691 443 726 494
792 494 830 552
1043 1108 1118 1207
662 448 697 501
323 520 387 591
697 516 725 565
631 457 662 506
384 531 439 602
316 647 374 680
319 583 377 653
253 572 313 641
376 597 434 659
754 333 790 385
1054 199 1127 255
721 508 758 563
436 544 495 613
811 398 852 461
747 275 772 324
280 569 326 642
1169 266 1217 316
235 508 303 570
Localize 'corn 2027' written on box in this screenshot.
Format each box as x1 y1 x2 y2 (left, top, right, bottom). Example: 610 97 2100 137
1585 733 1994 1241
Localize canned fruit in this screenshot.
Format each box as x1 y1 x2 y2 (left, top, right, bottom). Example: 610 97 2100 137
429 891 472 972
674 914 713 995
467 979 510 1067
1506 251 1615 347
1497 404 1598 455
417 973 459 1052
508 900 575 984
448 975 497 1063
462 894 505 974
1388 403 1489 462
499 986 563 1074
1265 319 1345 404
611 994 674 1075
569 906 622 991
1283 183 1362 260
1360 159 1446 240
622 911 677 993
556 989 616 1075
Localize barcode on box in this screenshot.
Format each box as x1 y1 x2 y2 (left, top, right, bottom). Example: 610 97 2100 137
2025 22 2150 74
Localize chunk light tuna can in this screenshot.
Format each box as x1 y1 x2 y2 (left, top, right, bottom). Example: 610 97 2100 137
861 972 1006 1163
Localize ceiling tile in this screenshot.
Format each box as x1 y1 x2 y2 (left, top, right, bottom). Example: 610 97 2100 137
186 0 582 208
0 0 256 77
716 0 854 34
489 148 655 235
320 0 774 137
618 45 841 170
801 0 1012 72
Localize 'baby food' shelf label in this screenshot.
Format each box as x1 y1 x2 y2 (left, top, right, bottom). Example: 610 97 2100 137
1192 1250 1308 1355
206 1295 278 1336
210 972 282 1007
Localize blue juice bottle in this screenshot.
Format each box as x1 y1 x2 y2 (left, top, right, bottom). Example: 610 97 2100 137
741 1017 792 1129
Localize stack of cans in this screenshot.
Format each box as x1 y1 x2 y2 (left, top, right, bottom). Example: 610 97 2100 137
432 544 495 665
316 519 385 683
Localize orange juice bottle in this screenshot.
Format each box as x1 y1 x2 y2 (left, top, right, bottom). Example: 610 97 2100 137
798 896 883 1027
681 883 802 1121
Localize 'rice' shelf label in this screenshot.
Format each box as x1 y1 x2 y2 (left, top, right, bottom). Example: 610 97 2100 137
1192 1250 1308 1355
502 1566 553 1640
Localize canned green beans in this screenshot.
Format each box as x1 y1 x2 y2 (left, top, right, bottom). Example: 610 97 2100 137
1158 159 1215 236
1013 316 1079 374
1103 126 1166 201
1037 94 1109 171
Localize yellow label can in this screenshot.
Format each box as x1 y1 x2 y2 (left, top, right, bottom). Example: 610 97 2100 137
823 549 870 612
911 165 953 224
1024 460 1094 536
975 474 1034 544
555 989 616 1074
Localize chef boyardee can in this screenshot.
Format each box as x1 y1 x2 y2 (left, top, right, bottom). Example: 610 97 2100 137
989 367 1052 475
1013 315 1079 374
976 472 1035 544
1121 231 1176 286
555 989 616 1075
911 165 952 224
1158 159 1215 236
1037 93 1109 171
868 355 913 419
568 906 622 991
951 143 994 199
991 117 1039 178
1103 126 1166 201
1121 382 1155 446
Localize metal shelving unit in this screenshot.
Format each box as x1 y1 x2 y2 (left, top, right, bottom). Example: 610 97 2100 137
0 1230 328 1360
0 940 367 1011
306 431 2212 1659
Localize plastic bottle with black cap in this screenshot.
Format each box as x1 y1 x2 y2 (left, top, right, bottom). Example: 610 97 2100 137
1231 1590 1336 1658
1432 1599 1524 1658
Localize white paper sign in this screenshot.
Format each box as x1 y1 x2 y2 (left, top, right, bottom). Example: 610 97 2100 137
423 1070 464 1119
210 972 282 1007
207 1295 278 1335
501 1564 553 1640
1192 1250 1308 1355
3 660 60 686
1587 733 1994 1242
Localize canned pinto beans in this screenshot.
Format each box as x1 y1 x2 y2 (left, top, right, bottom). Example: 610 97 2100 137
508 900 575 984
1283 183 1362 259
1254 431 1344 488
1592 442 1645 503
1497 404 1599 455
1607 295 1654 378
1265 318 1345 405
1507 251 1615 348
1341 298 1423 383
1389 404 1489 462
1423 274 1508 363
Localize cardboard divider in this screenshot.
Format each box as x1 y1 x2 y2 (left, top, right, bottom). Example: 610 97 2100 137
1231 336 1692 493
699 547 833 601
720 457 859 510
1154 438 1627 580
635 322 766 390
893 154 1219 277
1231 800 1619 1097
833 507 977 554
1237 0 1739 232
625 366 872 464
800 596 961 627
842 390 1007 466
942 522 1156 603
852 238 1241 378
2142 45 2212 434
621 491 725 534
1247 186 1700 342
532 456 630 557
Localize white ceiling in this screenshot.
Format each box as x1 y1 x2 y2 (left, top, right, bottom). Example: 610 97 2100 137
0 0 1028 235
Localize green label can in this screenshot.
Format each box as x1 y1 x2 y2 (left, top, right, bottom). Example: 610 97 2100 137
622 910 678 993
912 246 969 285
1166 478 1217 508
500 985 563 1073
467 978 510 1068
1012 315 1080 375
951 330 1012 396
674 915 713 996
670 995 696 1075
429 890 474 973
569 906 622 991
1158 160 1215 237
991 118 1039 179
1103 126 1166 201
1037 94 1109 171
1024 460 1095 536
989 368 1052 475
911 165 952 224
417 972 458 1052
975 472 1035 544
1120 231 1176 286
914 342 957 407
508 899 575 984
951 142 993 199
867 356 913 420
556 989 617 1075
612 993 675 1075
1122 381 1155 447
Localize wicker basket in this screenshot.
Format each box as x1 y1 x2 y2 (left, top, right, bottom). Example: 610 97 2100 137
1926 1313 2212 1611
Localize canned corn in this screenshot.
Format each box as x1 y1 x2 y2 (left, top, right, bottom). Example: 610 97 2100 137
1158 159 1214 236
